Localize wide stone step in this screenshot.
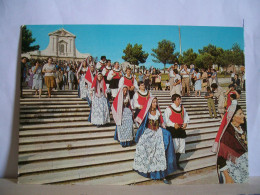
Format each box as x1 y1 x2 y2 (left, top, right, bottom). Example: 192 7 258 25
20 105 89 109
20 112 90 118
20 98 85 101
19 128 217 152
20 116 91 124
72 155 216 185
19 147 214 175
22 94 79 98
19 122 220 137
20 108 90 114
20 101 87 105
19 117 220 130
18 137 215 162
20 112 220 120
18 150 216 184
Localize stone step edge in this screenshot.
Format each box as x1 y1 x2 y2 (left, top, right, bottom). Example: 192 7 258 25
18 148 215 176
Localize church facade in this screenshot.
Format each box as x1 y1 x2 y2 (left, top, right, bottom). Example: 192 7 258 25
22 28 90 61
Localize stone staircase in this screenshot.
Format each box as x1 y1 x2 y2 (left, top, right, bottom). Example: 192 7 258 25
18 89 247 185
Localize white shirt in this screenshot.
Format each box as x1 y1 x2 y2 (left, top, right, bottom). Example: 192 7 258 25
164 103 189 127
166 82 170 87
148 110 161 120
133 90 152 109
180 68 190 78
169 69 174 78
107 68 121 81
173 74 181 84
102 65 112 76
43 63 56 76
96 60 106 70
118 75 138 91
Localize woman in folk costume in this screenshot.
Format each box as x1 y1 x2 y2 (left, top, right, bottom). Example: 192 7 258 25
89 72 110 127
77 59 89 99
212 103 248 183
85 61 97 106
133 97 177 184
112 86 134 147
133 81 152 127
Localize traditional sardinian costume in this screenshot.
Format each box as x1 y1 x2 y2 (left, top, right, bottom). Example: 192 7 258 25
77 61 88 99
212 99 238 153
164 103 189 170
133 90 152 119
107 68 122 98
96 60 106 71
214 104 248 183
112 86 134 147
133 97 177 180
102 65 112 85
84 64 96 106
118 75 138 103
89 73 110 126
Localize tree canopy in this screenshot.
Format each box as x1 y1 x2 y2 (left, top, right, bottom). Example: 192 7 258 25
21 25 40 54
151 39 178 73
122 43 149 72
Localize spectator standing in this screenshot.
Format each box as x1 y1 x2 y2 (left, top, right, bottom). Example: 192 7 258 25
144 70 151 90
180 64 190 96
211 83 225 119
207 68 213 88
193 68 201 97
42 57 56 98
32 60 43 98
232 74 241 94
212 69 218 84
20 57 27 98
205 87 217 118
167 64 175 92
165 79 170 91
201 68 208 92
138 71 144 82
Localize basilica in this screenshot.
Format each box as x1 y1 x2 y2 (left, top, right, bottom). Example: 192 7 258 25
22 28 90 61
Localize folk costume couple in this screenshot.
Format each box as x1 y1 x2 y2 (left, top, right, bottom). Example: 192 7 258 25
112 90 190 184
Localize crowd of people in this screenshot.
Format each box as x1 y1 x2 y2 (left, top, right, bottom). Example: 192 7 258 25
20 56 248 184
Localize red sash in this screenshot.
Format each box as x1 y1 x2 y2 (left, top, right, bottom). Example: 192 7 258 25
113 70 121 79
137 91 150 106
123 76 134 87
169 105 184 125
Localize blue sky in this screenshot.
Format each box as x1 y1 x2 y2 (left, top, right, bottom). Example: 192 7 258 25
26 25 244 68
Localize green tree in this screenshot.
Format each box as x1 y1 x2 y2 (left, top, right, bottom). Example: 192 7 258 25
195 53 214 69
21 25 40 53
182 48 197 65
151 39 178 73
231 43 244 66
122 43 149 73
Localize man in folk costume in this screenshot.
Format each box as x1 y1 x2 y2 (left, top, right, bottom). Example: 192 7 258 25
85 64 97 106
107 61 123 99
164 94 190 171
133 81 152 120
118 67 138 107
89 72 110 127
96 56 107 71
102 59 113 100
112 86 134 147
102 59 112 84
